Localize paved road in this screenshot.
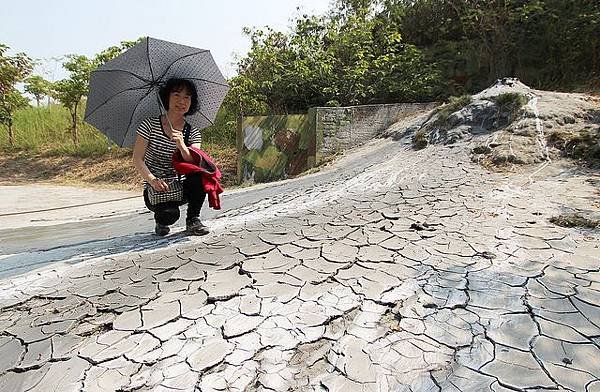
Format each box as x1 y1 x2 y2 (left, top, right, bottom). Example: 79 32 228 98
0 137 598 391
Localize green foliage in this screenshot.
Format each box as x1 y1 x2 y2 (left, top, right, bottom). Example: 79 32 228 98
230 0 596 115
434 95 472 125
203 72 271 148
0 90 30 146
492 92 528 118
52 55 95 145
0 104 111 156
394 0 600 93
0 44 33 95
0 44 34 145
202 105 237 146
24 75 52 106
93 39 141 67
233 1 441 114
50 40 140 146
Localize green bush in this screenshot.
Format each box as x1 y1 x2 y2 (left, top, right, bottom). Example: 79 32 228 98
201 106 237 147
492 93 528 118
434 95 472 125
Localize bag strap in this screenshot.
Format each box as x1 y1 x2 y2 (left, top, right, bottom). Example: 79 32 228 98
175 123 193 184
184 123 192 146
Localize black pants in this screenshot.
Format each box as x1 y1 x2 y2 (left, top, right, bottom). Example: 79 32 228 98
143 173 206 226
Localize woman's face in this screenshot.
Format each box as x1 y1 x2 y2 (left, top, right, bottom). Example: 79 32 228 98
168 86 192 115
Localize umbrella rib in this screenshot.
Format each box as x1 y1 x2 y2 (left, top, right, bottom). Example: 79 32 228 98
121 89 155 146
196 110 215 126
155 50 210 83
91 69 151 84
181 76 229 88
84 86 149 121
146 37 155 81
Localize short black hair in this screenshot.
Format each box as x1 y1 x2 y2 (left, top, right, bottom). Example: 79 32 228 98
159 78 198 116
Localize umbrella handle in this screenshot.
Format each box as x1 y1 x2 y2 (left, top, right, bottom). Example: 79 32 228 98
156 91 175 133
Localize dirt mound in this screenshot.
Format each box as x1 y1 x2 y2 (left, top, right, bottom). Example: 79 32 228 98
387 78 600 169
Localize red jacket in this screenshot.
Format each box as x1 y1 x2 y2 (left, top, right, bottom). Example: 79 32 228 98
172 147 223 210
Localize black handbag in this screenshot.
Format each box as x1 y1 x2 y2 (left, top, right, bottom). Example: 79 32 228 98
147 177 184 205
145 123 192 206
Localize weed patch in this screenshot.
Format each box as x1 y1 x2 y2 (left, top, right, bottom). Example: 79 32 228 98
433 95 472 126
412 129 428 150
492 92 528 119
547 127 600 167
550 213 599 229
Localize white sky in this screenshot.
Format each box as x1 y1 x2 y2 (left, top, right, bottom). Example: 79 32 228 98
2 0 332 82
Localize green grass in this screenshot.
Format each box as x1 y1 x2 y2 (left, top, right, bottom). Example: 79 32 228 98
433 95 472 126
0 103 237 158
0 104 111 156
0 103 241 188
492 92 528 119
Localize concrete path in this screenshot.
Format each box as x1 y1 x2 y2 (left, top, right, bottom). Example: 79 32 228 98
0 138 599 391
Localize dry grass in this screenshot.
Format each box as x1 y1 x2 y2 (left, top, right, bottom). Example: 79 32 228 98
0 144 238 191
550 213 600 229
412 129 428 150
546 126 600 168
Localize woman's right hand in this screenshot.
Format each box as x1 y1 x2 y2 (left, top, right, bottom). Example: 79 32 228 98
149 178 169 192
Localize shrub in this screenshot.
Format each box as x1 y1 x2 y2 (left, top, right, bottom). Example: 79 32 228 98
433 95 472 125
547 127 600 167
412 128 428 149
492 93 528 119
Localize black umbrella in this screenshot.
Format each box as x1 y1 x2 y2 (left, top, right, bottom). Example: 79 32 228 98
84 37 229 147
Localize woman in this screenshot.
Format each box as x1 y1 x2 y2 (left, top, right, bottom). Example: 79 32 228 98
133 78 209 236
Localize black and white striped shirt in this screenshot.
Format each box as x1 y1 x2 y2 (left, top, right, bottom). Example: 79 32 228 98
137 116 202 182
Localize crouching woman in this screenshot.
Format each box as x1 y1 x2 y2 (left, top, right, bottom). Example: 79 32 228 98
132 78 209 236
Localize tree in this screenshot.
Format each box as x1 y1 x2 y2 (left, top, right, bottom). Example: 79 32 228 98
52 55 94 146
51 40 141 147
0 44 33 146
0 90 29 146
390 0 600 92
24 75 52 106
93 39 141 67
234 0 439 113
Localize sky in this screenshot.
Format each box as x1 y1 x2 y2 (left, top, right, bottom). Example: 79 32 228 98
2 0 332 82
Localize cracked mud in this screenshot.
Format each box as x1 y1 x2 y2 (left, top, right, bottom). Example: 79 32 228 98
0 141 599 391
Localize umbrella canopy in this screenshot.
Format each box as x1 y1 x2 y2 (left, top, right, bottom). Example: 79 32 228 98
84 37 229 147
